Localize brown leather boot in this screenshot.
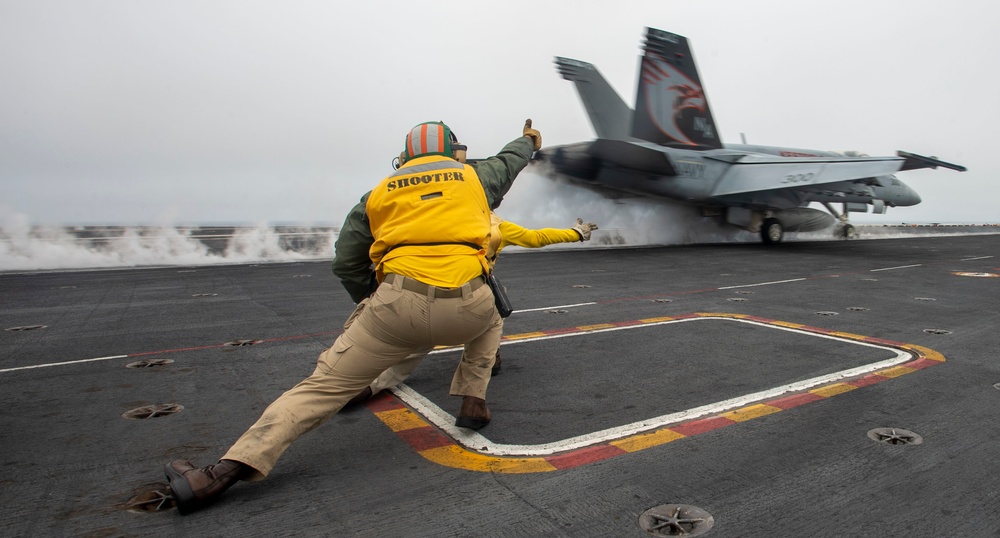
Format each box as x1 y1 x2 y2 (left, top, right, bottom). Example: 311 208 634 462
491 352 502 377
164 459 249 515
455 396 491 430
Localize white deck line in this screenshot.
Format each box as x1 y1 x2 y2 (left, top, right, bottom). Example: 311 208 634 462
870 264 922 271
0 354 129 373
512 302 596 313
717 278 807 290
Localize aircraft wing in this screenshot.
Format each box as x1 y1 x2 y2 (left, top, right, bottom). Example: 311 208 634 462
707 154 906 196
571 139 967 199
896 151 967 172
586 139 912 193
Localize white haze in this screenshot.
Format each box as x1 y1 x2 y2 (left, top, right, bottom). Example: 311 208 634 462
0 213 336 272
2 0 998 229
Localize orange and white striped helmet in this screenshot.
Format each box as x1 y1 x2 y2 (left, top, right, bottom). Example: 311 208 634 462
403 121 463 160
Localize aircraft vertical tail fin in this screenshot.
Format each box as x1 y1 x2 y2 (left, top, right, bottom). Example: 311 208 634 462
632 28 723 150
554 57 633 140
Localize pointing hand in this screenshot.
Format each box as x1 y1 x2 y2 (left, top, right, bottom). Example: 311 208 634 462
572 218 598 241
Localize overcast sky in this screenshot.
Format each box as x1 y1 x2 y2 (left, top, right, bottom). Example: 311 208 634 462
2 0 997 229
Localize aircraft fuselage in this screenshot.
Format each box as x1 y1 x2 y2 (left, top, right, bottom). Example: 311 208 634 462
539 141 921 210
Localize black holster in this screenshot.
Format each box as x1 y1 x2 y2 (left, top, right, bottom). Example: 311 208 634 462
486 272 513 318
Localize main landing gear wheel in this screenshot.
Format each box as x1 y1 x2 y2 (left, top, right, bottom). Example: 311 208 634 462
761 218 784 244
841 223 857 239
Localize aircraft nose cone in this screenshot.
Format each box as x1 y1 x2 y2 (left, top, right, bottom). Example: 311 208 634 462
890 180 921 207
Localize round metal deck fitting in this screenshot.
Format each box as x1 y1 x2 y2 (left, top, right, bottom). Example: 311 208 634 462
639 504 714 536
122 403 184 420
191 293 218 297
914 297 937 302
124 482 176 512
847 307 869 311
735 290 754 294
815 311 839 316
223 339 263 346
572 284 592 288
126 358 175 368
727 298 747 302
923 329 952 335
867 427 923 445
547 309 569 314
993 383 1000 390
5 325 47 332
653 299 672 303
861 278 879 282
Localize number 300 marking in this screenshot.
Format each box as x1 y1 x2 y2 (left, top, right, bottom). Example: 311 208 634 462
783 173 815 183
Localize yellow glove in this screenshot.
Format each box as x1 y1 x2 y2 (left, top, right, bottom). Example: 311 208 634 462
572 218 598 241
523 118 542 151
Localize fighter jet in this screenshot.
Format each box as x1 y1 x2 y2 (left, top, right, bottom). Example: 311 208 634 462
536 27 966 243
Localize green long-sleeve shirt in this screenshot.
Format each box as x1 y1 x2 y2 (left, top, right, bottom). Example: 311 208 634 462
332 135 535 303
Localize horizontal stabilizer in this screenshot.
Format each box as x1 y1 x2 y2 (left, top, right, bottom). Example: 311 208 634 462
588 139 677 175
897 151 967 172
554 57 632 140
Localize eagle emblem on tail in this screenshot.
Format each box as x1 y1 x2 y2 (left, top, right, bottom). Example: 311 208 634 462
641 53 707 146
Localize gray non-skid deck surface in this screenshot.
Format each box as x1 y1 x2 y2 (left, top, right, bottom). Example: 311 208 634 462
2 232 999 537
407 319 899 446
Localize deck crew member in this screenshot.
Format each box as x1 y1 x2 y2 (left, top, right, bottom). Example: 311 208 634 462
163 119 542 515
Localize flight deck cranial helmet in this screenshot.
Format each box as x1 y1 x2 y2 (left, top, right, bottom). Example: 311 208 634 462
395 121 467 169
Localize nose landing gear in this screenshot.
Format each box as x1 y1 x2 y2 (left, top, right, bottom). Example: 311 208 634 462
823 202 860 241
761 218 784 244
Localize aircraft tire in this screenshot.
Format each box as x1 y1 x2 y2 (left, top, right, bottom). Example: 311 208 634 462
761 219 784 244
842 224 857 239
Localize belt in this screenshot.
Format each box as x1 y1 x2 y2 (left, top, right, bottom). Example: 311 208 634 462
384 273 485 298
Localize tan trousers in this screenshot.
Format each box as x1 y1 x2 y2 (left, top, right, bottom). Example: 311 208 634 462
345 298 432 394
367 328 503 394
223 274 501 479
351 300 503 395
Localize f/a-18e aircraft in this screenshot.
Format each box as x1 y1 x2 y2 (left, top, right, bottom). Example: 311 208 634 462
536 27 966 243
